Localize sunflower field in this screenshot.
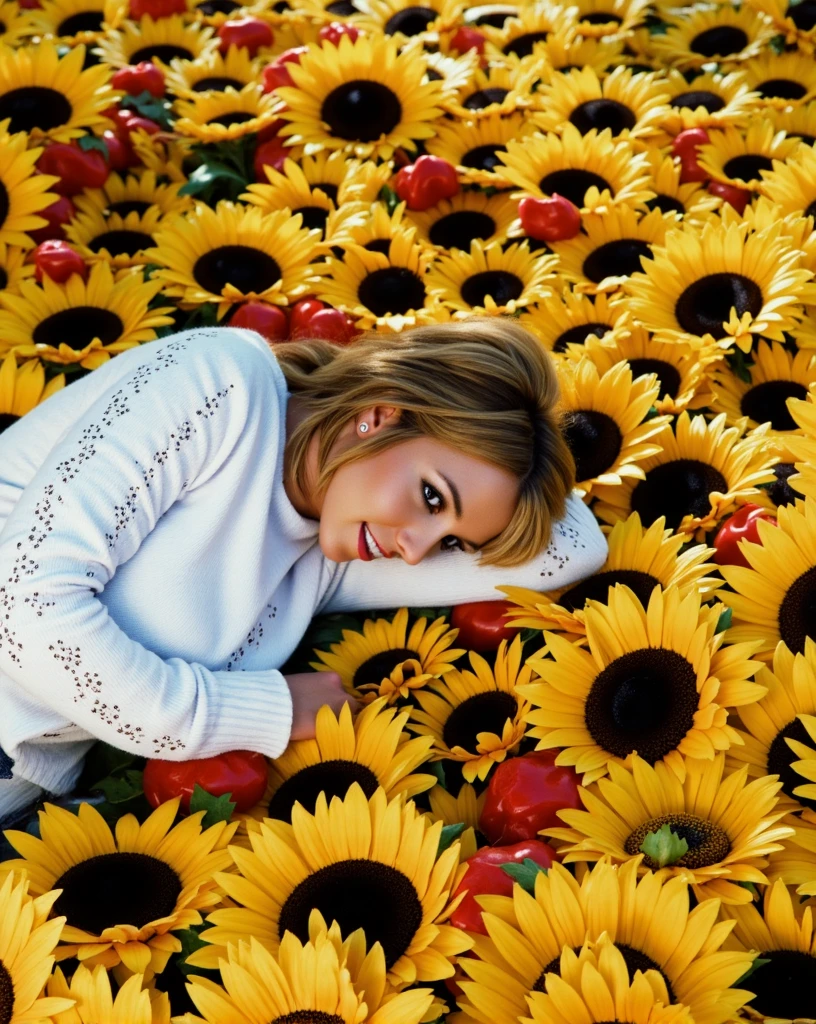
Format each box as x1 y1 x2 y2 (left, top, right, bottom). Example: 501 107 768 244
8 0 816 1020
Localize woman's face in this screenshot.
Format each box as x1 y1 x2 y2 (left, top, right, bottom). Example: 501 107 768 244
317 434 520 564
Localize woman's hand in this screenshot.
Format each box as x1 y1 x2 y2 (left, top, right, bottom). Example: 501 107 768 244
284 671 360 741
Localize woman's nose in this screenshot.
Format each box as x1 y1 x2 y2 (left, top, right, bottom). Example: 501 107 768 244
394 524 442 565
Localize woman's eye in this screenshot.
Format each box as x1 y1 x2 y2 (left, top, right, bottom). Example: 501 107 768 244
442 535 464 552
423 481 442 511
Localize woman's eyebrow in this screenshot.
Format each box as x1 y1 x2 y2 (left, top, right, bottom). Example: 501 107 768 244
439 473 462 517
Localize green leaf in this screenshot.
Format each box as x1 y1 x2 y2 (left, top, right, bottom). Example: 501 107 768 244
769 31 787 53
640 823 688 867
121 90 174 130
428 761 447 790
739 880 760 898
91 769 145 804
189 784 236 828
644 405 660 420
716 607 733 633
378 183 400 216
520 627 541 645
78 134 110 160
735 957 770 987
183 302 219 329
176 926 212 977
79 741 139 790
178 161 248 198
500 858 548 893
437 822 466 856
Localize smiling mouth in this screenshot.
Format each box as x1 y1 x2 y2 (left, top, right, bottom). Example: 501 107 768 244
359 521 390 560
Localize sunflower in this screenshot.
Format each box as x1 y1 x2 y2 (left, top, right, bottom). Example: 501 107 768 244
480 1 576 60
0 798 237 977
0 262 174 370
187 784 471 986
0 42 115 142
720 879 816 1024
625 220 814 353
571 0 651 37
408 44 480 98
698 119 802 191
786 392 816 500
187 0 276 28
354 0 462 42
548 206 668 294
130 129 192 184
709 341 816 434
0 127 58 249
172 83 280 142
649 4 777 70
340 201 421 253
275 34 444 160
182 924 435 1024
163 45 261 96
25 0 125 44
535 66 670 142
47 964 169 1024
311 607 464 705
457 857 754 1024
546 752 792 905
721 497 816 657
0 352 65 433
73 169 191 221
424 111 532 188
427 781 485 832
242 152 371 244
426 240 557 317
557 357 667 499
749 0 816 50
769 97 816 149
241 698 436 831
95 14 218 69
498 122 653 214
0 243 33 295
499 512 720 639
760 142 816 220
520 583 763 784
593 411 776 535
408 635 531 783
526 935 692 1024
0 0 34 47
148 201 322 320
406 190 518 254
65 203 164 274
641 150 722 226
658 68 762 135
315 232 439 332
518 289 631 356
0 870 75 1024
742 49 816 109
574 325 719 415
532 28 624 81
442 57 538 119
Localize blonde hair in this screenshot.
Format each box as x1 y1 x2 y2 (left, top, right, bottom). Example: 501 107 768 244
273 316 575 569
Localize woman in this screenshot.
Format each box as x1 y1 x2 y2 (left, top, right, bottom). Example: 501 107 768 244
0 316 606 824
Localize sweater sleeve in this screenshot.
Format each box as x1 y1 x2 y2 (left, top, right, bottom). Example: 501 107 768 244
0 328 294 761
319 491 608 613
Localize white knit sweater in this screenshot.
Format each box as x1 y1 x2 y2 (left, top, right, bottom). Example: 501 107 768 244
0 326 607 795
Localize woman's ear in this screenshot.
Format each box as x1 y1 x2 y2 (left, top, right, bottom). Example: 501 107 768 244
357 405 401 436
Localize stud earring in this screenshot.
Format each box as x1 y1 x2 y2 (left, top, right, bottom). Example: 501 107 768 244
359 422 369 433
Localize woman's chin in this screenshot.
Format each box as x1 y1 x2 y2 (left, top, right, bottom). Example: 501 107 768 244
317 530 354 563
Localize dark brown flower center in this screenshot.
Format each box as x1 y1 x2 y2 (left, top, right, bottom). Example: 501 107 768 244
462 144 506 172
503 30 549 57
585 648 698 763
429 211 495 250
193 75 245 91
358 267 426 316
352 648 420 689
0 963 12 1024
473 8 512 27
570 99 637 136
740 379 808 430
385 5 436 35
559 569 660 611
130 44 194 63
442 691 518 751
690 26 748 58
563 409 623 483
539 169 613 208
779 565 816 655
278 860 423 968
723 154 774 182
0 184 8 234
53 852 182 933
197 0 239 13
760 77 808 100
294 206 329 233
767 717 816 811
193 245 281 294
0 87 72 133
582 11 622 24
322 80 402 142
628 358 682 399
363 239 392 256
89 230 154 257
583 240 653 283
267 761 380 822
58 10 104 33
670 90 725 112
769 461 799 506
631 459 728 531
553 322 610 353
207 111 256 127
33 307 124 349
273 1015 345 1024
789 0 816 30
746 949 816 1019
675 272 763 337
648 194 686 216
463 87 509 110
108 200 152 217
327 0 357 13
460 270 524 308
625 813 731 868
314 182 339 204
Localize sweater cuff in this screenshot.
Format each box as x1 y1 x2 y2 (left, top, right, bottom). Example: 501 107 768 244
209 669 293 759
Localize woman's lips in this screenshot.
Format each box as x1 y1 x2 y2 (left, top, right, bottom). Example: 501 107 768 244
358 522 372 561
